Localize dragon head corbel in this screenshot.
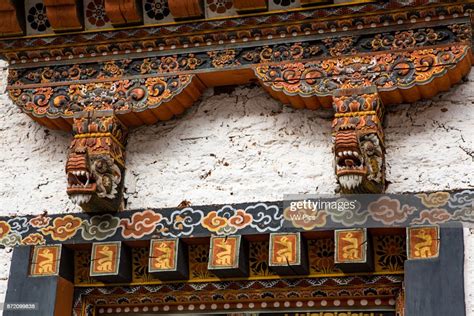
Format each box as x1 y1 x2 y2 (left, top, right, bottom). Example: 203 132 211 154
66 110 128 212
332 87 385 194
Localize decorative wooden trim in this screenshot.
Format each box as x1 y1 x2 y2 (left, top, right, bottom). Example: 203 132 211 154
168 0 204 19
0 189 471 247
73 275 403 315
104 0 143 26
43 0 83 32
9 74 206 129
234 0 267 13
0 0 23 37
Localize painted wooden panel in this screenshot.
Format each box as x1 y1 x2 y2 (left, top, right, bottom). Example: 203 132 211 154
407 226 440 260
335 229 367 264
30 245 61 276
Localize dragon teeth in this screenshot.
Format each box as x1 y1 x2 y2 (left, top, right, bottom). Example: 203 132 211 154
70 194 92 205
338 174 363 190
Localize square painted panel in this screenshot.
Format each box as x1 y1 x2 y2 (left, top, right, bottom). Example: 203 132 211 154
269 233 301 266
25 0 53 35
407 226 440 260
335 228 367 264
208 235 241 269
143 0 175 24
30 245 61 277
90 241 121 276
268 0 301 11
149 239 178 272
205 0 237 19
84 0 113 30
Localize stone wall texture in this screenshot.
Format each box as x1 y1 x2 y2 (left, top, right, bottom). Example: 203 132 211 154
0 59 472 313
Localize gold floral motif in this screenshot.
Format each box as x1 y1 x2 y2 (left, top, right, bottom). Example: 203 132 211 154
374 235 406 272
74 250 103 285
249 241 275 277
308 239 342 274
208 50 240 68
132 247 160 283
189 244 218 280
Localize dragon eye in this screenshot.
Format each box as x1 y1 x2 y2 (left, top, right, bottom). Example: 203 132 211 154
94 159 108 173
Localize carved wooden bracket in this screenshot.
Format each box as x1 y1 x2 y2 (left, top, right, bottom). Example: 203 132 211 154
104 0 143 26
43 0 82 31
0 0 23 37
253 45 472 193
168 0 203 19
332 87 384 194
66 110 128 212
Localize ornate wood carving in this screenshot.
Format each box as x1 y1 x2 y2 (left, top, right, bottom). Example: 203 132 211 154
332 87 384 194
104 0 142 25
66 110 128 212
43 0 83 32
168 0 203 19
0 0 23 37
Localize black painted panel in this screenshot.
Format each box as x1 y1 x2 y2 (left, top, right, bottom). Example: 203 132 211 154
405 226 465 316
4 247 60 316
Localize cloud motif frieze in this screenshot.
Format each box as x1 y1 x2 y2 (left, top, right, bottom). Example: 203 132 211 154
0 191 473 247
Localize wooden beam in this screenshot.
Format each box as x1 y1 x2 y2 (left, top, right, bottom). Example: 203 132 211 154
301 0 331 6
168 0 203 19
104 0 142 26
43 0 82 32
234 0 267 13
0 0 23 37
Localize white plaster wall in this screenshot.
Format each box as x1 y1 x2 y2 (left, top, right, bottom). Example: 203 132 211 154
0 60 472 313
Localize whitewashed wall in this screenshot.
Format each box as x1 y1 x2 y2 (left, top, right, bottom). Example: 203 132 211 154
0 60 472 313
